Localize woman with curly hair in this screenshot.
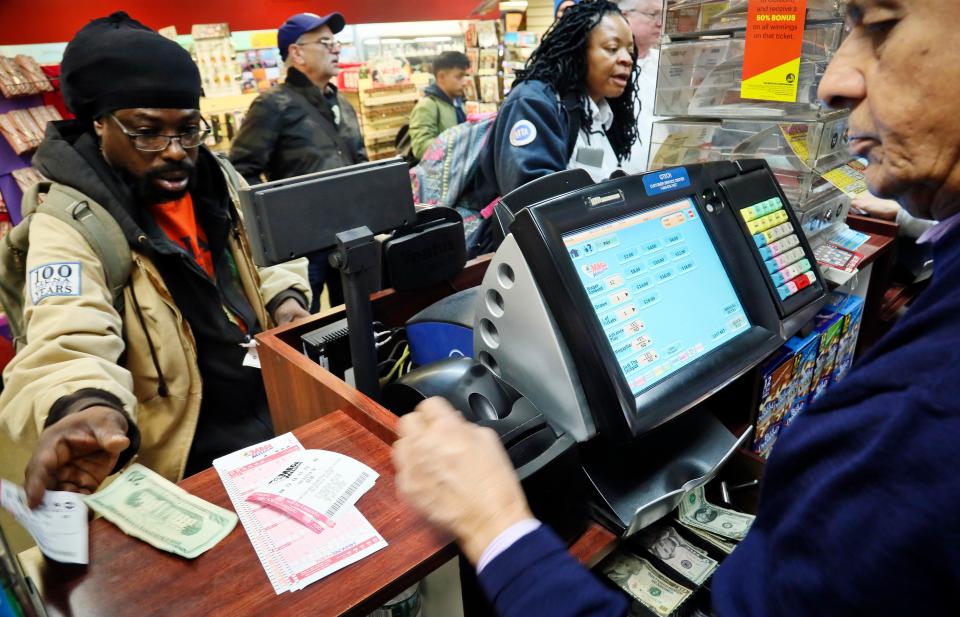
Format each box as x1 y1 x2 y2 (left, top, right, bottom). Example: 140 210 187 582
476 0 638 198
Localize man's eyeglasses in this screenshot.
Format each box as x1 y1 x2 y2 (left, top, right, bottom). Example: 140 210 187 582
110 114 210 152
297 37 342 52
625 8 663 21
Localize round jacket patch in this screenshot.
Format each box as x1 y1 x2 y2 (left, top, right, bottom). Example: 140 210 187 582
509 120 537 147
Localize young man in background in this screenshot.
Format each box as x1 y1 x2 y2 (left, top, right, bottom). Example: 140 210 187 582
408 51 471 161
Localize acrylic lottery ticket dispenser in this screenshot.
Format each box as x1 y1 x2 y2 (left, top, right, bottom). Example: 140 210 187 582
473 160 827 536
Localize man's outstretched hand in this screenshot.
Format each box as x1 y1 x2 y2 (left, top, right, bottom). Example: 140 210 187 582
24 405 130 507
392 397 533 565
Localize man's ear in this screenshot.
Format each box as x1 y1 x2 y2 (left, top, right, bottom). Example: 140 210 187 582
93 116 107 139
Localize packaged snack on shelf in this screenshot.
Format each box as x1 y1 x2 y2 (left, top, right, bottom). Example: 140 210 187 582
0 112 33 154
466 48 480 75
0 56 30 97
478 49 499 75
28 104 63 135
462 76 478 102
476 21 500 48
479 76 501 104
11 109 44 149
11 167 47 193
13 55 53 93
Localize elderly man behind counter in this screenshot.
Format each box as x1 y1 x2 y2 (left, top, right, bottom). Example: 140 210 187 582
230 12 367 312
0 13 310 518
616 0 664 173
393 0 960 615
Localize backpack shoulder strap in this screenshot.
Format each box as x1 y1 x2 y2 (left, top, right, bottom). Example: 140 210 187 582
33 184 132 307
212 151 244 208
561 91 583 160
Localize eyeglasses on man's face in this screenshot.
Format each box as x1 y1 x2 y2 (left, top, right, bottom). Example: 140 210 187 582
110 113 210 152
625 8 663 21
297 37 342 52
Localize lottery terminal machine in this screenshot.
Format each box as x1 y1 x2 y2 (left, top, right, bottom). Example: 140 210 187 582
458 160 826 536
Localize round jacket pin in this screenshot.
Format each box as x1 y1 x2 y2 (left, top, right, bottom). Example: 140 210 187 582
509 120 537 147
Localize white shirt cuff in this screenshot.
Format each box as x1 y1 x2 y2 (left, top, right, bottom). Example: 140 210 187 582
476 518 542 574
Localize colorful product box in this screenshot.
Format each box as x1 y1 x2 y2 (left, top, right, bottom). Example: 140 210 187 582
828 294 865 385
807 311 845 406
753 347 796 456
779 330 821 432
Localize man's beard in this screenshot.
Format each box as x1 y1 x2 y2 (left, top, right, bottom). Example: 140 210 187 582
119 160 198 206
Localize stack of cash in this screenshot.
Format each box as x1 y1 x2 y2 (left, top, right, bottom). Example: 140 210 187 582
636 526 719 585
604 552 694 617
602 484 757 616
676 485 755 553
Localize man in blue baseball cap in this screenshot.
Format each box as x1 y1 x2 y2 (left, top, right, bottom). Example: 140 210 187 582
231 11 366 311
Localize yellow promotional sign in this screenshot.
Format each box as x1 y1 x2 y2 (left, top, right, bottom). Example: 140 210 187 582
741 0 808 102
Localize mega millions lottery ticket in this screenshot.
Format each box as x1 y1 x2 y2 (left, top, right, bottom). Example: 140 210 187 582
214 433 388 594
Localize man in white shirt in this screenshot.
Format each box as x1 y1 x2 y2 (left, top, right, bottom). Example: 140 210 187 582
617 0 665 173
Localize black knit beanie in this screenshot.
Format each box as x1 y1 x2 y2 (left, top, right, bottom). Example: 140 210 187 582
60 12 202 121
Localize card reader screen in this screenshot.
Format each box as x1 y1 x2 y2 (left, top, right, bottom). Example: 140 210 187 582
562 197 750 398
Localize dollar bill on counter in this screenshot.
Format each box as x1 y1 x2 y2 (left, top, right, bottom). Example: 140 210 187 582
675 520 737 555
84 464 237 559
637 525 718 585
677 485 754 541
0 479 88 564
603 552 692 617
246 449 378 532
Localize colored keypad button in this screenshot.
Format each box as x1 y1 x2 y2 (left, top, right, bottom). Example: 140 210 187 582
741 197 786 224
762 222 794 245
779 247 807 266
768 234 800 257
747 210 790 235
740 206 760 223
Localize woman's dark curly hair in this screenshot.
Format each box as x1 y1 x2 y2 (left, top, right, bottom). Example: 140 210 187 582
514 0 638 163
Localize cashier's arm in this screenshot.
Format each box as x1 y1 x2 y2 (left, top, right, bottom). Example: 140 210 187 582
392 397 533 564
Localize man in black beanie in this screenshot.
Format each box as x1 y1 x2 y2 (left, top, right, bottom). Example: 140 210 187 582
0 12 311 508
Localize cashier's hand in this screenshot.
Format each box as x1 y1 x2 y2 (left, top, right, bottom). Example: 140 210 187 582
273 297 311 325
392 397 534 565
24 406 130 508
851 193 901 221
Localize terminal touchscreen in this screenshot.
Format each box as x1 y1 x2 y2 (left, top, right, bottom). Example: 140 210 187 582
497 161 826 441
562 197 751 398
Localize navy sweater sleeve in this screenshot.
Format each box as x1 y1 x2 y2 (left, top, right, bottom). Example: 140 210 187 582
478 525 629 617
491 82 570 196
712 222 960 616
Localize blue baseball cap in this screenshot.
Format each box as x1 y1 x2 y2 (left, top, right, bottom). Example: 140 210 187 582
278 12 346 61
554 0 580 17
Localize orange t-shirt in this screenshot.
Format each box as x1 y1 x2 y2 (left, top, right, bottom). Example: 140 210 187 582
150 194 249 333
150 194 215 278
